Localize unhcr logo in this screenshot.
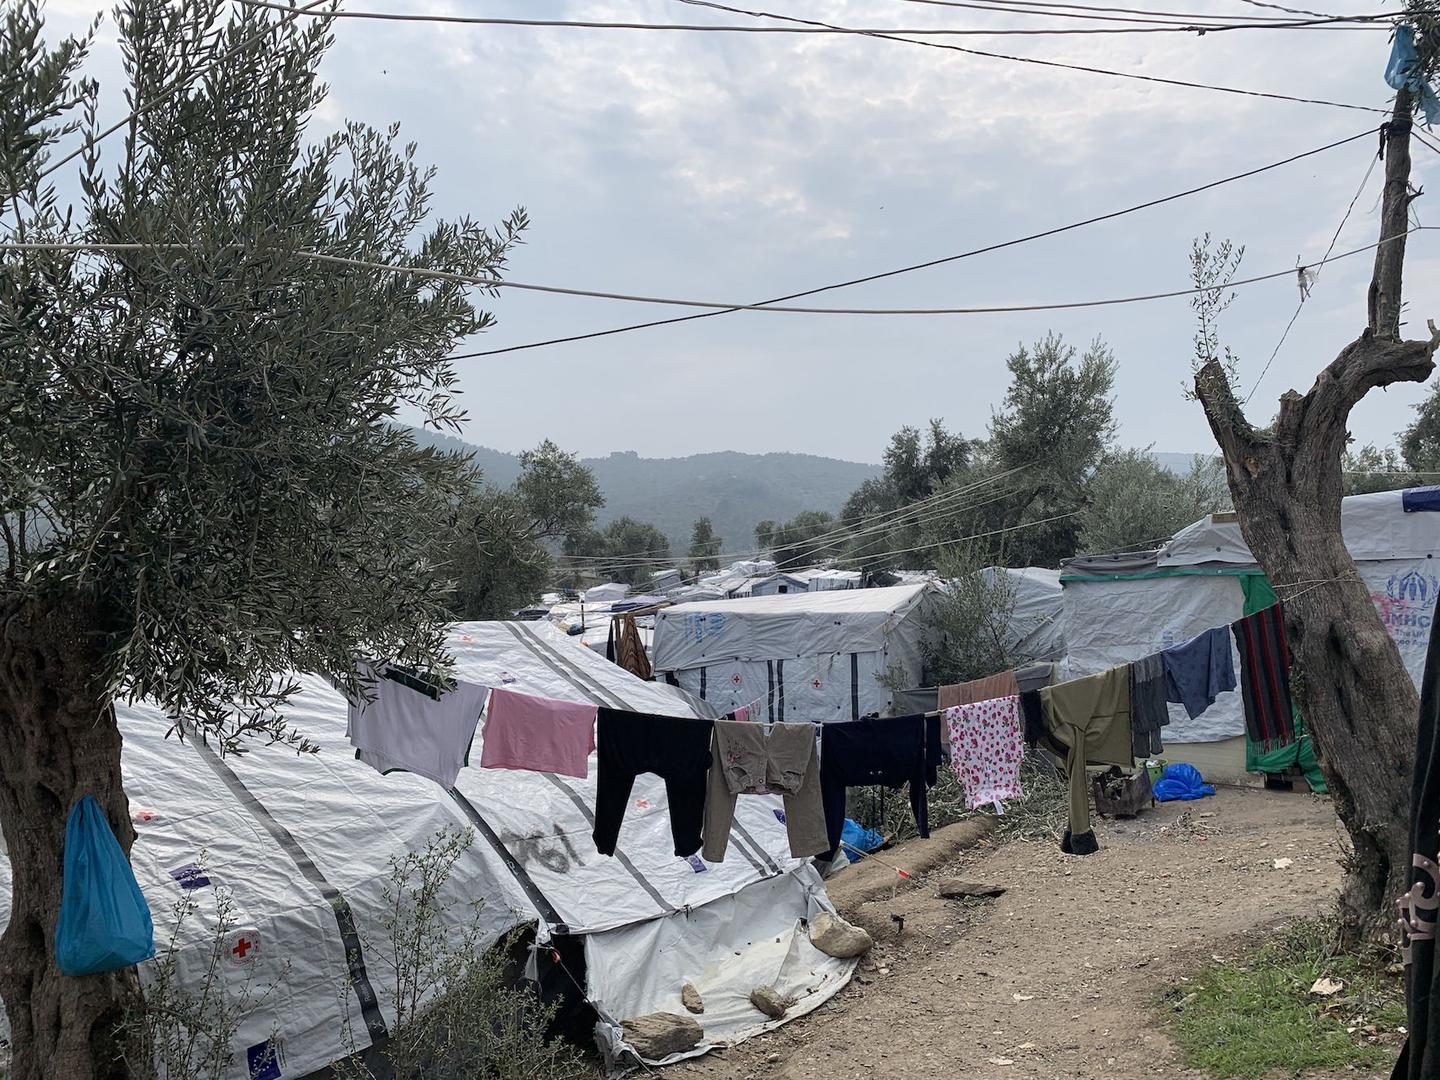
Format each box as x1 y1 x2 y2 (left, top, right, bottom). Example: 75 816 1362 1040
1387 570 1438 604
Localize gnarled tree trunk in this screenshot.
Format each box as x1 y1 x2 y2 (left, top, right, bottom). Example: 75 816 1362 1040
0 594 139 1079
1195 90 1439 942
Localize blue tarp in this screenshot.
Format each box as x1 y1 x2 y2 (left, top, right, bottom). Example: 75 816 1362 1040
1402 485 1440 513
1152 763 1216 802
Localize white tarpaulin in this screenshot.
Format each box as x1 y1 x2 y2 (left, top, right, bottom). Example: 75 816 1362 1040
0 622 853 1077
653 585 935 721
1062 572 1248 743
1063 488 1437 744
980 566 1066 662
1160 489 1439 566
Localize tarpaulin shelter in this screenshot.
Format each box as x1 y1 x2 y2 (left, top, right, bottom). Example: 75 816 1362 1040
978 566 1066 662
652 584 937 721
1059 488 1438 778
0 622 854 1077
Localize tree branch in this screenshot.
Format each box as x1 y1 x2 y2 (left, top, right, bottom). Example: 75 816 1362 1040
1370 87 1417 339
1193 358 1266 480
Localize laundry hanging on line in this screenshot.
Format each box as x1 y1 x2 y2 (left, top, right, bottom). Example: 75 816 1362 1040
346 662 489 790
945 696 1025 810
1232 603 1296 753
480 686 598 780
1162 626 1237 721
701 718 828 862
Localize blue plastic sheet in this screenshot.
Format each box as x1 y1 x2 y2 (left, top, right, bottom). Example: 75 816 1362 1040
840 818 885 862
1386 25 1440 126
1152 763 1216 803
55 796 155 976
1402 485 1440 513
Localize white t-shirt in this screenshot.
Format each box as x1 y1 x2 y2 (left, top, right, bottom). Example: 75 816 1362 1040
346 664 489 789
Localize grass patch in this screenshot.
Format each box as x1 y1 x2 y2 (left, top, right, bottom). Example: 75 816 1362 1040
1167 919 1406 1079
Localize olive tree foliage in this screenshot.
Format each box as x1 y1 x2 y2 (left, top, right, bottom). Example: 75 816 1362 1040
688 516 722 573
1078 450 1230 555
446 442 603 620
1401 377 1440 473
0 2 524 1075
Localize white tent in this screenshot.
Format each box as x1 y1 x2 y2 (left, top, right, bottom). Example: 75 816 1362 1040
1060 489 1438 746
652 585 937 721
0 622 853 1077
979 566 1066 662
583 582 629 604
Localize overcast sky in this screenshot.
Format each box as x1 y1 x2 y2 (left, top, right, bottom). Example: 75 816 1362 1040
44 0 1440 463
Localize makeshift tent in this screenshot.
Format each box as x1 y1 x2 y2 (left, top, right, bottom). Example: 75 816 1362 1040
649 568 684 593
979 566 1066 662
0 622 853 1077
653 585 937 720
749 572 812 596
583 582 628 604
1060 488 1438 755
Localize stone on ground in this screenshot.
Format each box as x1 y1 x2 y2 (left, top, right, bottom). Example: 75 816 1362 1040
809 911 873 958
621 1012 704 1058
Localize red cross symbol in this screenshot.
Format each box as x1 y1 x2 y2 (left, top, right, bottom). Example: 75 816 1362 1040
232 937 253 959
812 679 822 690
731 674 742 685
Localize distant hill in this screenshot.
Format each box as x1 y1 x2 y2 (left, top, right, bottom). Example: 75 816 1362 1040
1152 451 1217 474
404 427 882 554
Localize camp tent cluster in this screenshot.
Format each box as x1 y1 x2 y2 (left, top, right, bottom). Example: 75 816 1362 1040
0 622 856 1078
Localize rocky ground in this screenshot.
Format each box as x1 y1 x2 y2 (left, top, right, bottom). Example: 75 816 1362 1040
656 786 1382 1080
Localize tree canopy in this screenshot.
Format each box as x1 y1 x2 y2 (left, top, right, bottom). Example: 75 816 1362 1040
0 2 526 1072
688 517 723 573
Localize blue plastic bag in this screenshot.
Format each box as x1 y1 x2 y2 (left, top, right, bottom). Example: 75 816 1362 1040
839 818 885 862
55 796 155 976
1152 763 1216 803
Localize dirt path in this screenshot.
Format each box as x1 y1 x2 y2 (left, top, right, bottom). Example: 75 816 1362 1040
660 787 1382 1080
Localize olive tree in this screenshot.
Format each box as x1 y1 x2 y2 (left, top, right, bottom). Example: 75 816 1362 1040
0 1 524 1075
1192 69 1438 938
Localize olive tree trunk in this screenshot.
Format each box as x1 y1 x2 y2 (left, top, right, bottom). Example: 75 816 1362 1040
1195 90 1438 942
0 594 140 1079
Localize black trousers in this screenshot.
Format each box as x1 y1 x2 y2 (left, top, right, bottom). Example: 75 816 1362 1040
819 715 930 861
592 708 714 858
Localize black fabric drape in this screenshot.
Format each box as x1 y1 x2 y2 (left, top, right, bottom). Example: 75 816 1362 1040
1395 590 1440 1080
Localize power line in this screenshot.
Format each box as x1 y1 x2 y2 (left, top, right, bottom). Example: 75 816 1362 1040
1243 148 1381 403
672 0 1391 36
1235 0 1344 18
893 0 1368 21
450 128 1378 358
10 222 1425 317
645 0 1385 110
231 0 1386 36
560 467 1033 570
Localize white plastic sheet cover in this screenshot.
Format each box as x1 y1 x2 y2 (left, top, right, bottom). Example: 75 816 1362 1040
1358 558 1438 686
1161 488 1439 567
586 868 855 1067
0 678 535 1080
446 623 812 936
1062 574 1248 742
653 585 932 672
583 582 629 604
980 566 1065 661
1 621 847 1080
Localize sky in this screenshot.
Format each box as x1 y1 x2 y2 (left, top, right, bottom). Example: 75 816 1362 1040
39 0 1440 464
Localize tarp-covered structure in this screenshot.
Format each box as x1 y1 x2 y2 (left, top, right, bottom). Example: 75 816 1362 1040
653 585 937 721
0 622 854 1077
979 566 1066 662
1060 488 1438 744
